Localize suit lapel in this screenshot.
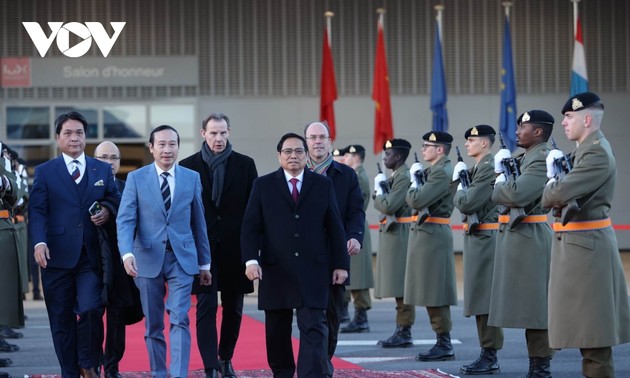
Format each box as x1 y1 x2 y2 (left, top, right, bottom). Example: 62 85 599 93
80 157 99 205
299 170 316 206
144 165 167 217
54 156 78 196
273 168 295 207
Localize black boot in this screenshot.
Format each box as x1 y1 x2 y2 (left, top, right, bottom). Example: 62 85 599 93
377 325 413 348
526 357 552 378
416 332 455 361
340 301 350 323
460 348 500 375
341 308 369 333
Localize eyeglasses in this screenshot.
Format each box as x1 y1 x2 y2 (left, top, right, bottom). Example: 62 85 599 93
421 143 440 149
95 155 120 161
306 135 329 141
280 148 306 156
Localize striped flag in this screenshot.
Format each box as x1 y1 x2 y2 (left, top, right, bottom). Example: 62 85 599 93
570 1 588 96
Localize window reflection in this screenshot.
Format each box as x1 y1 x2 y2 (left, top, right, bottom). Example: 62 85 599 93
104 105 145 138
7 106 50 139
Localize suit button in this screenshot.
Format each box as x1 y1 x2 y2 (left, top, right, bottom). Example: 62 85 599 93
294 214 299 219
166 222 170 226
294 233 299 238
294 252 299 256
162 240 167 244
78 223 82 228
217 216 221 220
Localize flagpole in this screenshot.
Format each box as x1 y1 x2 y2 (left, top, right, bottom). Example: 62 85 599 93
377 7 385 160
502 1 512 18
325 11 334 46
572 0 580 36
435 4 444 40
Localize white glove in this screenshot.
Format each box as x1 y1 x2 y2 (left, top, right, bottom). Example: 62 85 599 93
546 177 557 186
546 149 564 179
494 173 506 187
494 149 511 173
374 173 387 196
457 182 463 191
453 161 467 181
409 162 423 184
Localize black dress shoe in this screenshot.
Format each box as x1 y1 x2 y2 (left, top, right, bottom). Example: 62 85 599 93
0 326 23 339
33 292 44 300
0 358 12 368
204 368 219 378
79 367 99 378
220 359 237 378
0 371 11 378
0 339 19 353
106 372 123 378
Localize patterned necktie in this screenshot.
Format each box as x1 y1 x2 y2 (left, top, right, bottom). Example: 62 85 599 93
71 160 80 183
289 178 299 204
161 172 171 211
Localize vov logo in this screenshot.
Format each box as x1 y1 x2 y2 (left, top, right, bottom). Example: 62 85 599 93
22 22 126 58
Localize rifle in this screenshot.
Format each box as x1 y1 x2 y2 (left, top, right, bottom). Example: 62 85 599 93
550 137 580 225
375 162 397 229
411 152 430 225
455 146 480 234
497 133 526 229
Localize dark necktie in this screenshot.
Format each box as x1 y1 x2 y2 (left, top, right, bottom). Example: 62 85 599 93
289 178 299 204
71 160 80 182
161 172 171 211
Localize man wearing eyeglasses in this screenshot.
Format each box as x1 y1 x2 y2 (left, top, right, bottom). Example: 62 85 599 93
94 141 143 378
241 132 348 378
405 131 458 362
303 122 365 374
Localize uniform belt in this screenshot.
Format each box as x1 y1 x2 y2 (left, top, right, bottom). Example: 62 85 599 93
421 216 450 225
0 210 9 219
498 215 547 224
552 218 612 232
463 222 499 232
379 215 416 224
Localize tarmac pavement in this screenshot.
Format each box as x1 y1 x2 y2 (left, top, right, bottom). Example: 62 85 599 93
4 253 630 377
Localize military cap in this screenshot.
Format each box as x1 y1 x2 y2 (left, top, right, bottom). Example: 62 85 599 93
383 139 412 151
422 131 453 144
346 144 365 154
561 91 604 114
464 125 496 139
517 110 554 126
332 147 347 156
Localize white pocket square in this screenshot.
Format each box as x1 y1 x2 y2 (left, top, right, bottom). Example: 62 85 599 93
94 180 104 186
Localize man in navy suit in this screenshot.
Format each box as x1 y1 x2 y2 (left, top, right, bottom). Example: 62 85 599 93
241 133 349 378
303 122 365 372
29 112 120 378
117 125 212 378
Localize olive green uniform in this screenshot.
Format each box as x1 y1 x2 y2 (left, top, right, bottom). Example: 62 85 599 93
453 153 503 349
0 164 24 328
373 164 414 325
347 165 374 308
489 142 553 358
542 130 630 376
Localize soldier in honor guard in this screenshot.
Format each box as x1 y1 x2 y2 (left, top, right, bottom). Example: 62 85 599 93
452 125 503 375
340 145 375 333
405 131 458 362
373 139 415 348
542 92 630 378
332 147 347 165
489 110 554 377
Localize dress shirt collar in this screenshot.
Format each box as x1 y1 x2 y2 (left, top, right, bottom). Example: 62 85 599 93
154 163 176 178
283 169 304 183
62 152 85 167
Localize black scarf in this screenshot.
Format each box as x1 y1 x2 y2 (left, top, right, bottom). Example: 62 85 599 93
200 141 232 207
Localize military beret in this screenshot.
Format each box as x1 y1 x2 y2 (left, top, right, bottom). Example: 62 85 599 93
383 139 412 151
332 147 347 156
464 125 496 139
561 91 604 114
517 110 554 126
422 131 453 144
346 144 365 154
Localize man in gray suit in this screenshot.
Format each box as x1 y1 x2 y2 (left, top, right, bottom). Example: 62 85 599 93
117 125 212 378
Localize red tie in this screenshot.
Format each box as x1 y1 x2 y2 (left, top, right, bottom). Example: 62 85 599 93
290 178 299 204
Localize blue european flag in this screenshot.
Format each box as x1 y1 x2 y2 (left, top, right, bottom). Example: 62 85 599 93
499 16 517 151
431 17 448 132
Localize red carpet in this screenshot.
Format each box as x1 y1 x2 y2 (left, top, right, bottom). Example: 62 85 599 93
119 301 360 372
26 369 459 377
